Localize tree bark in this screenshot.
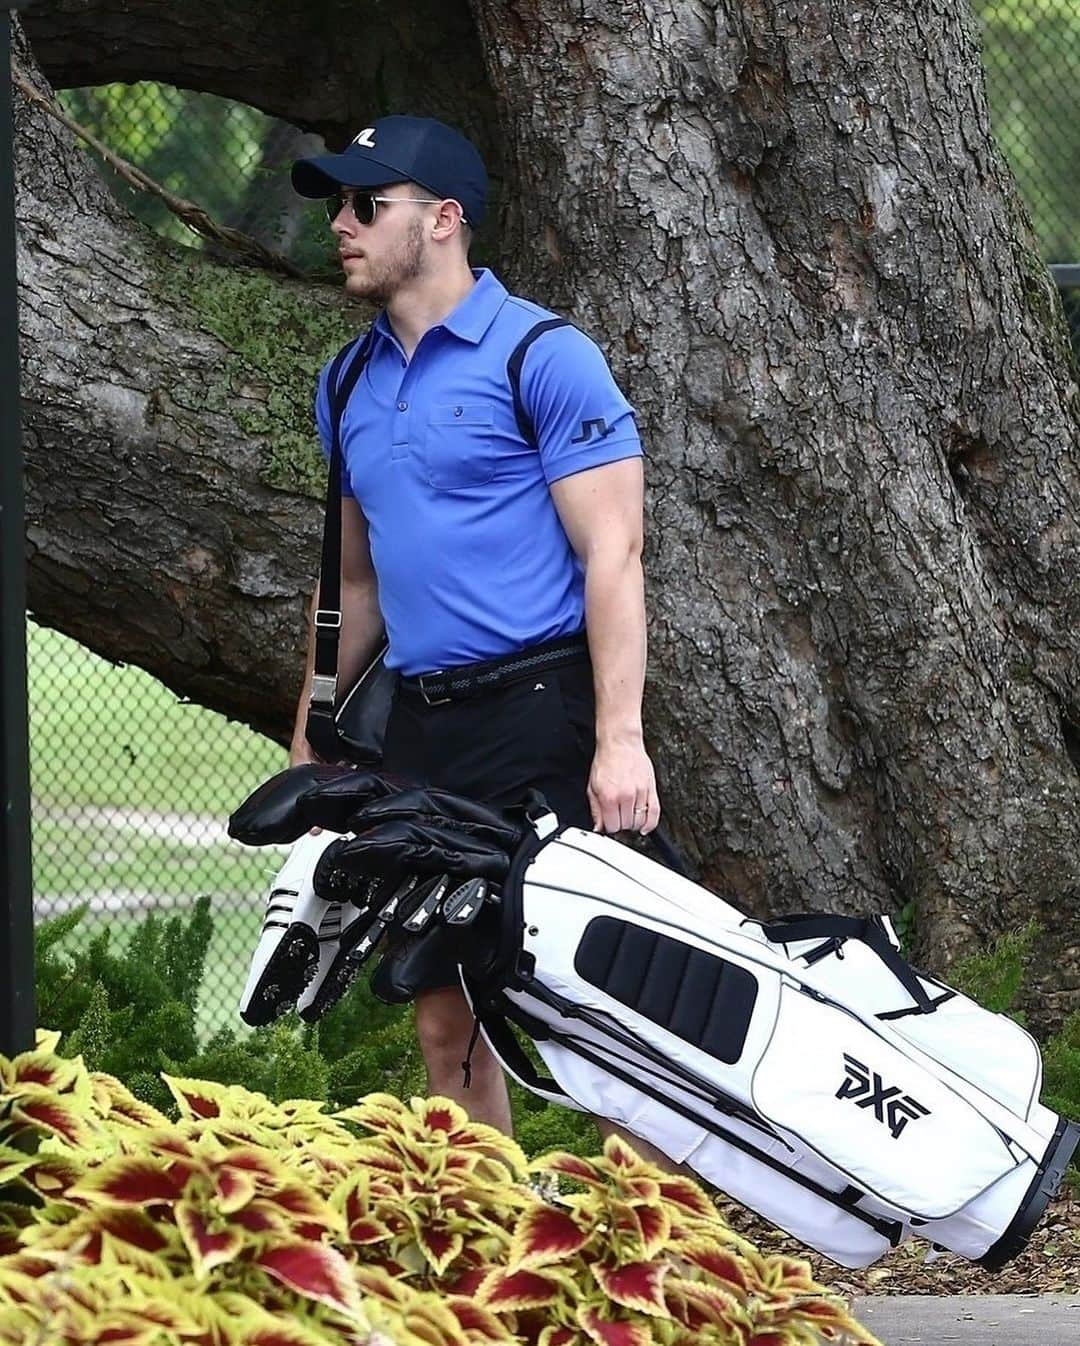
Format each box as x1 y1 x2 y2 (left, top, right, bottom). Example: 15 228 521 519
14 4 1080 1024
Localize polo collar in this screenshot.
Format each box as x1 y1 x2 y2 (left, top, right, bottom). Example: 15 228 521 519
442 268 508 344
374 268 507 350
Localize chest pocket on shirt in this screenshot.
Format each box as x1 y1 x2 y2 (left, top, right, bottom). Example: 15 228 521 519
424 403 496 490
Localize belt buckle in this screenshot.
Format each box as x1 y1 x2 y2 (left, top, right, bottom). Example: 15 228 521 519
418 671 451 706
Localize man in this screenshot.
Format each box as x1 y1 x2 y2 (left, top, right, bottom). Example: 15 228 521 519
288 115 659 1135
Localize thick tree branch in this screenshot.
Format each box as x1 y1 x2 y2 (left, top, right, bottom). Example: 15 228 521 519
13 19 364 742
22 0 501 162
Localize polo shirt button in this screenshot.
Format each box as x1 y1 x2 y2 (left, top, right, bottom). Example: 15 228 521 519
397 400 408 411
454 406 463 417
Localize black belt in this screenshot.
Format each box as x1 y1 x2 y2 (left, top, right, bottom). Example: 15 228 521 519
399 634 589 706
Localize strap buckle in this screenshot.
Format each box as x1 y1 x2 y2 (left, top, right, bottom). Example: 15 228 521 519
314 608 342 630
418 671 451 706
309 673 338 709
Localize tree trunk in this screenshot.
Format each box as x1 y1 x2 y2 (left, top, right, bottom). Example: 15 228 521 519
14 4 1080 1025
466 0 1080 1023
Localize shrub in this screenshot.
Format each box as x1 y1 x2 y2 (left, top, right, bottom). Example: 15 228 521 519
33 898 601 1158
0 1034 879 1346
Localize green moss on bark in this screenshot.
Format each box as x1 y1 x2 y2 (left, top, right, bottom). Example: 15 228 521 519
154 251 366 498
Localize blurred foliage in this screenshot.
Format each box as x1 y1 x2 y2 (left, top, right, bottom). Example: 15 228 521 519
57 83 336 276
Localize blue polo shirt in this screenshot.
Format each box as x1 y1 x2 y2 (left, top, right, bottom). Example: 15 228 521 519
315 268 641 676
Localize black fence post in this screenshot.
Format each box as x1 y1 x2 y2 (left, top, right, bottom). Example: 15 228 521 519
0 4 36 1058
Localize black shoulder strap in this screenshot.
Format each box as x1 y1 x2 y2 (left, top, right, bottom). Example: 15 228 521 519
758 914 937 1014
307 331 375 757
506 317 570 446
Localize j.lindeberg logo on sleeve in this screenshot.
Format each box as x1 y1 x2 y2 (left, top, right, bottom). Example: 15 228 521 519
352 128 377 148
836 1053 931 1139
571 417 615 445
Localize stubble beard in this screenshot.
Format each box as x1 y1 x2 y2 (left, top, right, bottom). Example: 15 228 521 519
344 216 427 306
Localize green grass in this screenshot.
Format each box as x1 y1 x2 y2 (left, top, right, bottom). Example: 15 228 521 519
28 620 287 1039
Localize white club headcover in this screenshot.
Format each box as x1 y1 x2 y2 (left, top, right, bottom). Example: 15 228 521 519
296 902 373 1023
238 830 343 1027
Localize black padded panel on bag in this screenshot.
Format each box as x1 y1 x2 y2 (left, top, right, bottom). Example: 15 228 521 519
574 916 758 1064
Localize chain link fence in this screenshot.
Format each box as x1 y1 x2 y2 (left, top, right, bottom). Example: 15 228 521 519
28 5 1080 1048
28 621 287 1042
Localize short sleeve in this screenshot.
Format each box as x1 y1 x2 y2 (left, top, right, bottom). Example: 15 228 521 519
519 326 642 484
314 355 356 498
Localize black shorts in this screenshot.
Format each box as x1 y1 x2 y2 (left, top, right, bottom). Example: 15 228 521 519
379 658 596 996
382 656 596 827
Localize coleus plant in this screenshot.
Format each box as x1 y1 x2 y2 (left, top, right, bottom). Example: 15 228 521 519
0 1031 881 1346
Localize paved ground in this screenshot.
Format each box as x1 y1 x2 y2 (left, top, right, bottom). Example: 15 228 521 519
850 1295 1080 1344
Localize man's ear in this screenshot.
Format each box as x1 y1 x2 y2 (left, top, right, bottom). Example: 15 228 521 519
431 198 467 244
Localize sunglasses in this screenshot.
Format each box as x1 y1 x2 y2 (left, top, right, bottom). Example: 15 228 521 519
324 190 450 227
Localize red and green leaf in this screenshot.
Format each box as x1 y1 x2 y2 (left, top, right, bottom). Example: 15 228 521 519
656 1177 714 1219
478 1267 560 1311
593 1260 672 1317
510 1204 591 1268
416 1225 464 1277
537 1329 585 1346
11 1096 94 1148
443 1296 515 1343
679 1237 753 1291
255 1241 361 1317
630 1203 670 1261
68 1157 182 1208
531 1152 603 1188
161 1076 224 1120
213 1165 257 1214
175 1201 244 1278
576 1305 654 1346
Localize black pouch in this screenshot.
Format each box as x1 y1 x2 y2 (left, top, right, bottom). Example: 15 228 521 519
327 642 399 766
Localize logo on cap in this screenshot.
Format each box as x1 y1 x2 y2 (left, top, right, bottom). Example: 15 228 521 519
352 128 376 148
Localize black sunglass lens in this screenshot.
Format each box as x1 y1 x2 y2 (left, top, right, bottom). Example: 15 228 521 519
325 192 376 225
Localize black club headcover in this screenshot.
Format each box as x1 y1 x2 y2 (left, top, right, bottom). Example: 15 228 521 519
329 818 511 882
296 767 399 834
370 924 458 1006
228 764 392 846
345 788 525 852
312 839 396 904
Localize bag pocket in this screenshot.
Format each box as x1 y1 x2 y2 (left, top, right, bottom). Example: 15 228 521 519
751 985 1020 1220
424 403 496 489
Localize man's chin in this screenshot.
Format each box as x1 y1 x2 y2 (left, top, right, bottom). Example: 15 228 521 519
344 275 387 305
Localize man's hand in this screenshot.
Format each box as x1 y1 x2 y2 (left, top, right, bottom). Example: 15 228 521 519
588 733 661 835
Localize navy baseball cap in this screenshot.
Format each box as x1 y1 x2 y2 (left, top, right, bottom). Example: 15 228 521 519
292 115 488 228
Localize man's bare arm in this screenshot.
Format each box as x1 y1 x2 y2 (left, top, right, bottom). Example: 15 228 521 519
289 498 385 765
550 457 659 834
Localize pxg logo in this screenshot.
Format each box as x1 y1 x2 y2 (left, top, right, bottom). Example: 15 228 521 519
836 1053 931 1139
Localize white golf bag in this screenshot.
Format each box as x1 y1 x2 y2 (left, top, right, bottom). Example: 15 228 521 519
462 817 1078 1269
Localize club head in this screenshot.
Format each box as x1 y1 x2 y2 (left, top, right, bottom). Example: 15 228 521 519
400 875 451 932
442 877 489 927
295 874 418 1023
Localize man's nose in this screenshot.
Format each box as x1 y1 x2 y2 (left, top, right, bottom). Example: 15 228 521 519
331 209 354 238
